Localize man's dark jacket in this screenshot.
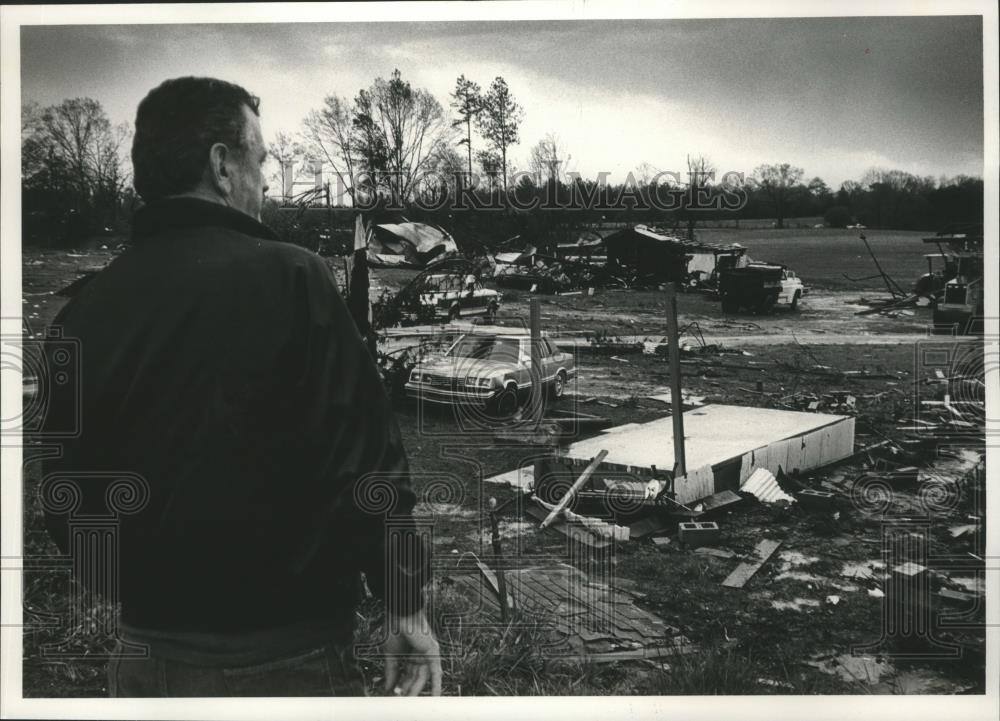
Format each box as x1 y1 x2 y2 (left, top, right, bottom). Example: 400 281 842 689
42 198 427 635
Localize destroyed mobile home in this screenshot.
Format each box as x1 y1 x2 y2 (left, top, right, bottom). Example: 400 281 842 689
364 250 987 692
463 334 987 681
482 225 809 309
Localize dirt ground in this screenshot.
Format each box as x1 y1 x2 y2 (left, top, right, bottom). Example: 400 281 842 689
17 243 987 696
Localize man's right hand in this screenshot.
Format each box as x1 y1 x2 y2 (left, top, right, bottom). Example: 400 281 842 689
383 608 442 696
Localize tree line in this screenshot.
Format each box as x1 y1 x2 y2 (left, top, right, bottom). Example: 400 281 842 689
22 99 133 245
20 69 983 247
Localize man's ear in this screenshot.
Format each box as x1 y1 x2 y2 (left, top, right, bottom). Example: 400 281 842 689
206 142 233 197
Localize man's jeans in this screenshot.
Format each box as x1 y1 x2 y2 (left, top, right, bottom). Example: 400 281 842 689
108 641 368 697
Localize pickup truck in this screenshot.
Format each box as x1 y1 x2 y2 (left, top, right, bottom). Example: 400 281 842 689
718 263 805 314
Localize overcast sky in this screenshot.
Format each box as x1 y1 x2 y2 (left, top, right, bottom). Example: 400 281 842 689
20 15 984 188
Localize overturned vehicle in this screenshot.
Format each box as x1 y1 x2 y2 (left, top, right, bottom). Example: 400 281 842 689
491 239 626 294
372 258 502 327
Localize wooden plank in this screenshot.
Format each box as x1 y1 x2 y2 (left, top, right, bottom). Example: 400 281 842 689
524 504 614 549
582 644 698 663
695 547 736 559
474 558 515 611
540 449 609 529
722 539 782 589
694 490 743 513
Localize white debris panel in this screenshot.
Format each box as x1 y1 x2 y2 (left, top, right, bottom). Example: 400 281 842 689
562 404 855 504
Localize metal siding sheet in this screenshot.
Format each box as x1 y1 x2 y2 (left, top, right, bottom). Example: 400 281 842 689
740 468 796 504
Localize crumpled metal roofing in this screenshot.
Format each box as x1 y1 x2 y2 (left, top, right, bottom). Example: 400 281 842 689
607 224 727 252
375 222 458 255
740 468 797 504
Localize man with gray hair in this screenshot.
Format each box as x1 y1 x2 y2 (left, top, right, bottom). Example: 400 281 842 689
42 76 440 696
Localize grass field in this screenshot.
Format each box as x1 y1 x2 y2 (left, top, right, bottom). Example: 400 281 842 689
695 228 931 291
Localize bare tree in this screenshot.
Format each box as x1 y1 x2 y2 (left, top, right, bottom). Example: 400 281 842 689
634 162 663 187
476 76 523 193
30 98 132 232
528 133 566 185
365 69 450 204
21 102 49 183
268 131 302 201
684 154 716 239
303 95 360 206
450 75 482 179
752 162 804 229
42 98 115 197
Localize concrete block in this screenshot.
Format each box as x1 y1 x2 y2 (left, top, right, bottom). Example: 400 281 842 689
678 521 720 546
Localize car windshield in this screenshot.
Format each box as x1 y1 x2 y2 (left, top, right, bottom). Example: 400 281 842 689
420 274 468 292
447 335 521 362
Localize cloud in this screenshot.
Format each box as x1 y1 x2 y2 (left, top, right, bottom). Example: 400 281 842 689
20 18 984 188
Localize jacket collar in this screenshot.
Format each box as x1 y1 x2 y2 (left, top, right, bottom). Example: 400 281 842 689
131 197 280 243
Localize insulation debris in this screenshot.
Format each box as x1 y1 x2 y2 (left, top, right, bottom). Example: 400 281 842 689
740 468 797 504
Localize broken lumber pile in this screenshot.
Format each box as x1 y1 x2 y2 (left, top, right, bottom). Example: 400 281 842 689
446 561 696 662
530 496 630 542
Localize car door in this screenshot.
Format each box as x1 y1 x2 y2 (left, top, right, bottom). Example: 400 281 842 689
779 270 792 303
540 338 559 382
516 338 535 388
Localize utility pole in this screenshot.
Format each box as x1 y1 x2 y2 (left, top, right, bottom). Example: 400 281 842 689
529 298 546 487
664 282 686 477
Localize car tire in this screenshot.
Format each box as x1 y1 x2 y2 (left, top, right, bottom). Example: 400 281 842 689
790 290 801 311
550 370 567 399
757 293 777 314
491 386 519 419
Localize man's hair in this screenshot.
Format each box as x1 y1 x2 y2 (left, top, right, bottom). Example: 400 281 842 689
132 77 261 201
